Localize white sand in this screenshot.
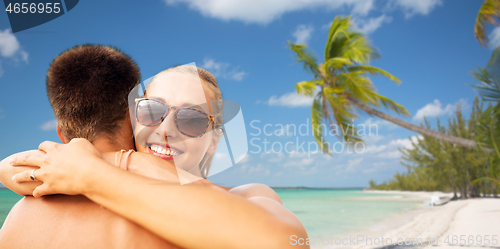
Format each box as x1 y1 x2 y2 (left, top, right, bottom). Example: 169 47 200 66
313 191 500 249
422 199 500 249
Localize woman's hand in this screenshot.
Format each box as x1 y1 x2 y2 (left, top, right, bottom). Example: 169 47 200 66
10 138 102 197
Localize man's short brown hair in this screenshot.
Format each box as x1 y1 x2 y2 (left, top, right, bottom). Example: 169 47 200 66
47 44 140 142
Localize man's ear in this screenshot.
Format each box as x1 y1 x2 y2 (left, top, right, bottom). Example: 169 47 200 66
56 124 69 144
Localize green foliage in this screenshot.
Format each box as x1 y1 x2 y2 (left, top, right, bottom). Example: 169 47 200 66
369 98 498 197
476 105 500 158
470 46 500 103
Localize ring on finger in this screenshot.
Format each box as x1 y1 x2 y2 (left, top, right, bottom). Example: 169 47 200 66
30 169 37 181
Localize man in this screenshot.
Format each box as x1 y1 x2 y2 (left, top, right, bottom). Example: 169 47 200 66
0 44 179 248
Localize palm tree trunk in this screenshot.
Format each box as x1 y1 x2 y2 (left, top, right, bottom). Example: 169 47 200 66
448 171 458 200
347 98 493 153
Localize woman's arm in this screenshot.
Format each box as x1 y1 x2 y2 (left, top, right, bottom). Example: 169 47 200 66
10 139 309 249
0 151 42 196
2 149 178 196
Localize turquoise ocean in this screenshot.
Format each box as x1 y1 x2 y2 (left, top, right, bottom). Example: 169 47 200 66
0 188 421 237
0 189 23 228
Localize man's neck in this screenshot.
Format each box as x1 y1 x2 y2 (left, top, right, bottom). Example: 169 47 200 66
93 137 134 153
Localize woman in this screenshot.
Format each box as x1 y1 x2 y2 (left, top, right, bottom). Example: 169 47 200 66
8 65 309 249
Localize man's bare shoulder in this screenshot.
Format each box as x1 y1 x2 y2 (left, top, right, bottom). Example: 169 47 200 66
229 183 283 205
0 195 179 249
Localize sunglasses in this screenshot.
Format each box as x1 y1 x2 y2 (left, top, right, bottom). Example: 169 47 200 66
135 98 214 138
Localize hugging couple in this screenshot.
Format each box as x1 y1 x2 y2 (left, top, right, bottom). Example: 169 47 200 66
0 44 309 249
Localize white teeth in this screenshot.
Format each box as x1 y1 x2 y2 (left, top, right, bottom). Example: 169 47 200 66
149 145 182 156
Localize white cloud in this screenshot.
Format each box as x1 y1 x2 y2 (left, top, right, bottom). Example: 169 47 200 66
0 29 28 62
364 144 387 153
351 14 392 34
40 120 58 131
357 135 422 162
288 151 309 158
245 164 269 175
293 24 314 44
389 0 443 19
0 29 28 77
363 134 384 144
413 99 454 121
267 92 313 107
389 135 421 150
260 152 285 163
283 158 314 168
345 158 363 172
201 57 247 81
0 29 22 58
488 26 500 49
414 99 469 121
376 135 421 159
351 0 374 16
163 0 376 24
378 150 401 159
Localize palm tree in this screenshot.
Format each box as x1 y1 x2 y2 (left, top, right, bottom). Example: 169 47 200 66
288 16 486 154
471 47 500 193
472 47 500 153
474 0 500 47
471 47 500 105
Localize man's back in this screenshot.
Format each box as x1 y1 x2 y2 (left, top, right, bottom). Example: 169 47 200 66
0 195 179 249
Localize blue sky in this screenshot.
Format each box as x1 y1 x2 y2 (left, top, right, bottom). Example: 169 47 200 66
0 0 498 187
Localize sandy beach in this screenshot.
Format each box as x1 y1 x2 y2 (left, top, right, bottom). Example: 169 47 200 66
313 191 500 249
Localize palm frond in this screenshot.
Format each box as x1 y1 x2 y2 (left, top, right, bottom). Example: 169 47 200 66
372 92 411 116
336 72 377 105
311 94 331 154
487 45 500 100
339 35 380 64
295 80 320 97
324 57 353 71
476 105 500 158
347 65 402 84
474 0 500 46
470 46 500 102
324 92 361 144
287 41 321 77
325 16 352 61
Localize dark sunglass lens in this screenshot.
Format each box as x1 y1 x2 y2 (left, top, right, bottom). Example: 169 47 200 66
136 100 166 125
176 109 210 137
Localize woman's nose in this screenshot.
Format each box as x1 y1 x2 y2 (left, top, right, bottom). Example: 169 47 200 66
156 111 177 138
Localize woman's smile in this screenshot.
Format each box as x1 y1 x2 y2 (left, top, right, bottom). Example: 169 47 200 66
147 143 184 160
